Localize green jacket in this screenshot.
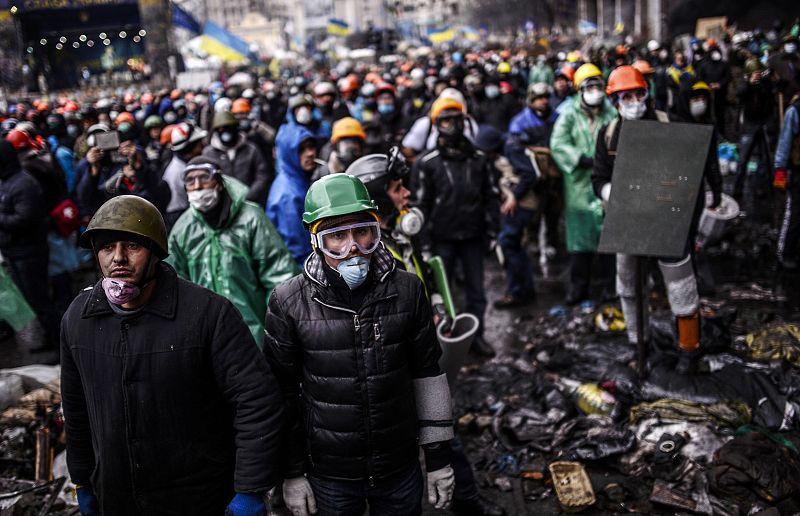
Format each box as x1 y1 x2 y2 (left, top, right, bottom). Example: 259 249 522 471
167 176 298 345
550 95 618 253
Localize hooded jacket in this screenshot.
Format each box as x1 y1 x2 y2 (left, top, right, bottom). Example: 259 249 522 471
0 141 47 258
202 132 272 206
167 176 298 343
267 124 315 268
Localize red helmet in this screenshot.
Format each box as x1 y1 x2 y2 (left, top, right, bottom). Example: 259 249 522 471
6 128 38 151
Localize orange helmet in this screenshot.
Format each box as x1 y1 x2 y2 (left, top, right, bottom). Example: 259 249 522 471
499 49 511 60
338 75 359 94
430 97 465 123
365 72 381 84
115 111 136 126
36 101 50 113
64 101 80 112
231 98 251 114
331 117 366 144
557 65 575 82
606 65 648 96
632 59 654 76
6 129 39 150
160 124 175 146
170 88 183 100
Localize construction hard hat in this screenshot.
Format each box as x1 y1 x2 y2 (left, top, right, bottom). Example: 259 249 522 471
115 111 135 127
79 195 169 259
171 122 208 152
375 82 397 97
632 59 654 76
691 81 712 92
574 63 603 89
288 94 314 112
231 98 252 114
556 65 576 82
497 62 512 74
160 124 175 146
313 81 337 97
647 40 660 52
64 101 80 112
211 111 237 130
170 88 183 100
302 173 378 228
743 57 765 75
338 75 359 94
214 97 233 113
430 96 465 123
5 129 38 151
527 82 552 102
331 117 366 145
566 51 580 63
144 115 163 130
606 65 648 96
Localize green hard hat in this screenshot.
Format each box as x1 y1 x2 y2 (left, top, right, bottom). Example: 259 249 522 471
79 195 169 258
144 115 163 130
212 110 237 130
743 57 765 75
303 174 378 228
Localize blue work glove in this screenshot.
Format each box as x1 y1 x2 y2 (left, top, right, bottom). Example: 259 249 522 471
76 486 100 516
225 493 266 516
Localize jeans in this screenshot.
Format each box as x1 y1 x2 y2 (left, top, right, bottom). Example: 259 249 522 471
433 238 486 334
498 207 536 298
309 464 423 516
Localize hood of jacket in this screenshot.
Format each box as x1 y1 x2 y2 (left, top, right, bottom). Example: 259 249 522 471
189 174 249 228
209 131 246 153
275 123 315 184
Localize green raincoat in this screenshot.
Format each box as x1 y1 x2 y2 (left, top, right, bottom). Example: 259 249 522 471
550 96 618 253
0 264 36 331
167 176 298 345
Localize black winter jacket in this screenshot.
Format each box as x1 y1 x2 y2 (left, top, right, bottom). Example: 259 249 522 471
203 134 273 206
412 141 501 246
0 141 47 258
263 246 442 482
60 263 284 516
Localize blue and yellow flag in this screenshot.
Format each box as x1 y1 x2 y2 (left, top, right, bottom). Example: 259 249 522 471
428 25 455 44
199 21 254 62
327 18 351 36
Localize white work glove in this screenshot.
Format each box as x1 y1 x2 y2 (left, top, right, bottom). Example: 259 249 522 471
282 477 317 516
426 465 455 510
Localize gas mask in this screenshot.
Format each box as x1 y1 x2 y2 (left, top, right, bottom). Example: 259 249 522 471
396 208 424 236
219 127 238 147
582 88 605 107
295 106 312 125
689 99 708 118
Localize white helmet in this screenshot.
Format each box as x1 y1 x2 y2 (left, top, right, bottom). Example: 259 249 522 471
313 81 337 97
170 122 208 152
214 97 232 113
242 88 255 99
410 68 425 82
438 88 468 114
647 40 660 52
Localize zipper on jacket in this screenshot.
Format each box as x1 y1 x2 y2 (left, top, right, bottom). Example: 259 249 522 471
120 323 139 505
353 314 360 330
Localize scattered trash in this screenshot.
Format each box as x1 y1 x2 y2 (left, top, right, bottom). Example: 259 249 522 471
549 461 595 512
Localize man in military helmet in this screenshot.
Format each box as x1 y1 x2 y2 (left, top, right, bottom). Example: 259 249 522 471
61 195 284 516
264 174 456 516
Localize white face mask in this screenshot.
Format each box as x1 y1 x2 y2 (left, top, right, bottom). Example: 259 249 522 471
187 187 220 212
619 100 647 120
711 51 722 61
485 85 500 99
690 99 708 118
295 106 312 125
786 43 798 54
582 89 605 107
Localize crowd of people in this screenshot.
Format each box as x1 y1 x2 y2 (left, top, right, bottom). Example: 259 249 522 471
0 20 799 516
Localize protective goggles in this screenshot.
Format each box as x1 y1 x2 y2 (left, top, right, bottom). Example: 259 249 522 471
617 89 648 104
183 163 220 187
313 221 381 259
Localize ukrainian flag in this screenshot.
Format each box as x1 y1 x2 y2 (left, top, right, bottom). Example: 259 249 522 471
460 26 480 42
428 25 455 44
199 21 254 63
327 18 351 36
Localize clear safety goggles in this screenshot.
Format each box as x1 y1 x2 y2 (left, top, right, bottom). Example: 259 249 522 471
313 221 381 259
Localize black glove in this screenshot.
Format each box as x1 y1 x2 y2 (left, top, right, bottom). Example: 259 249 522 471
578 155 594 169
709 191 721 210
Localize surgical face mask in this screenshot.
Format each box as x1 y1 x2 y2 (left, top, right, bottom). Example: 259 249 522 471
485 85 500 99
67 124 80 138
397 208 424 236
219 128 238 147
239 120 252 133
619 100 647 120
187 187 220 212
659 49 669 61
377 103 395 115
101 278 141 305
711 51 722 61
295 106 312 125
163 111 177 124
582 88 605 107
336 255 370 289
786 43 798 54
690 99 708 118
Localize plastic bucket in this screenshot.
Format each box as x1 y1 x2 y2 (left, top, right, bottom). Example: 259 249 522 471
696 192 739 247
437 313 480 390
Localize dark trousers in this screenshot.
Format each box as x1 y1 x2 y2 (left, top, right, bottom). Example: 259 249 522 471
735 123 773 223
433 239 486 334
6 252 59 345
452 435 479 501
498 207 535 298
778 167 800 262
309 464 422 516
568 251 615 302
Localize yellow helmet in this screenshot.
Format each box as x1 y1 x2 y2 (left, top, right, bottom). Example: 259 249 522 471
573 63 603 89
331 117 366 144
497 62 512 74
430 97 465 123
691 81 712 92
566 51 580 63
